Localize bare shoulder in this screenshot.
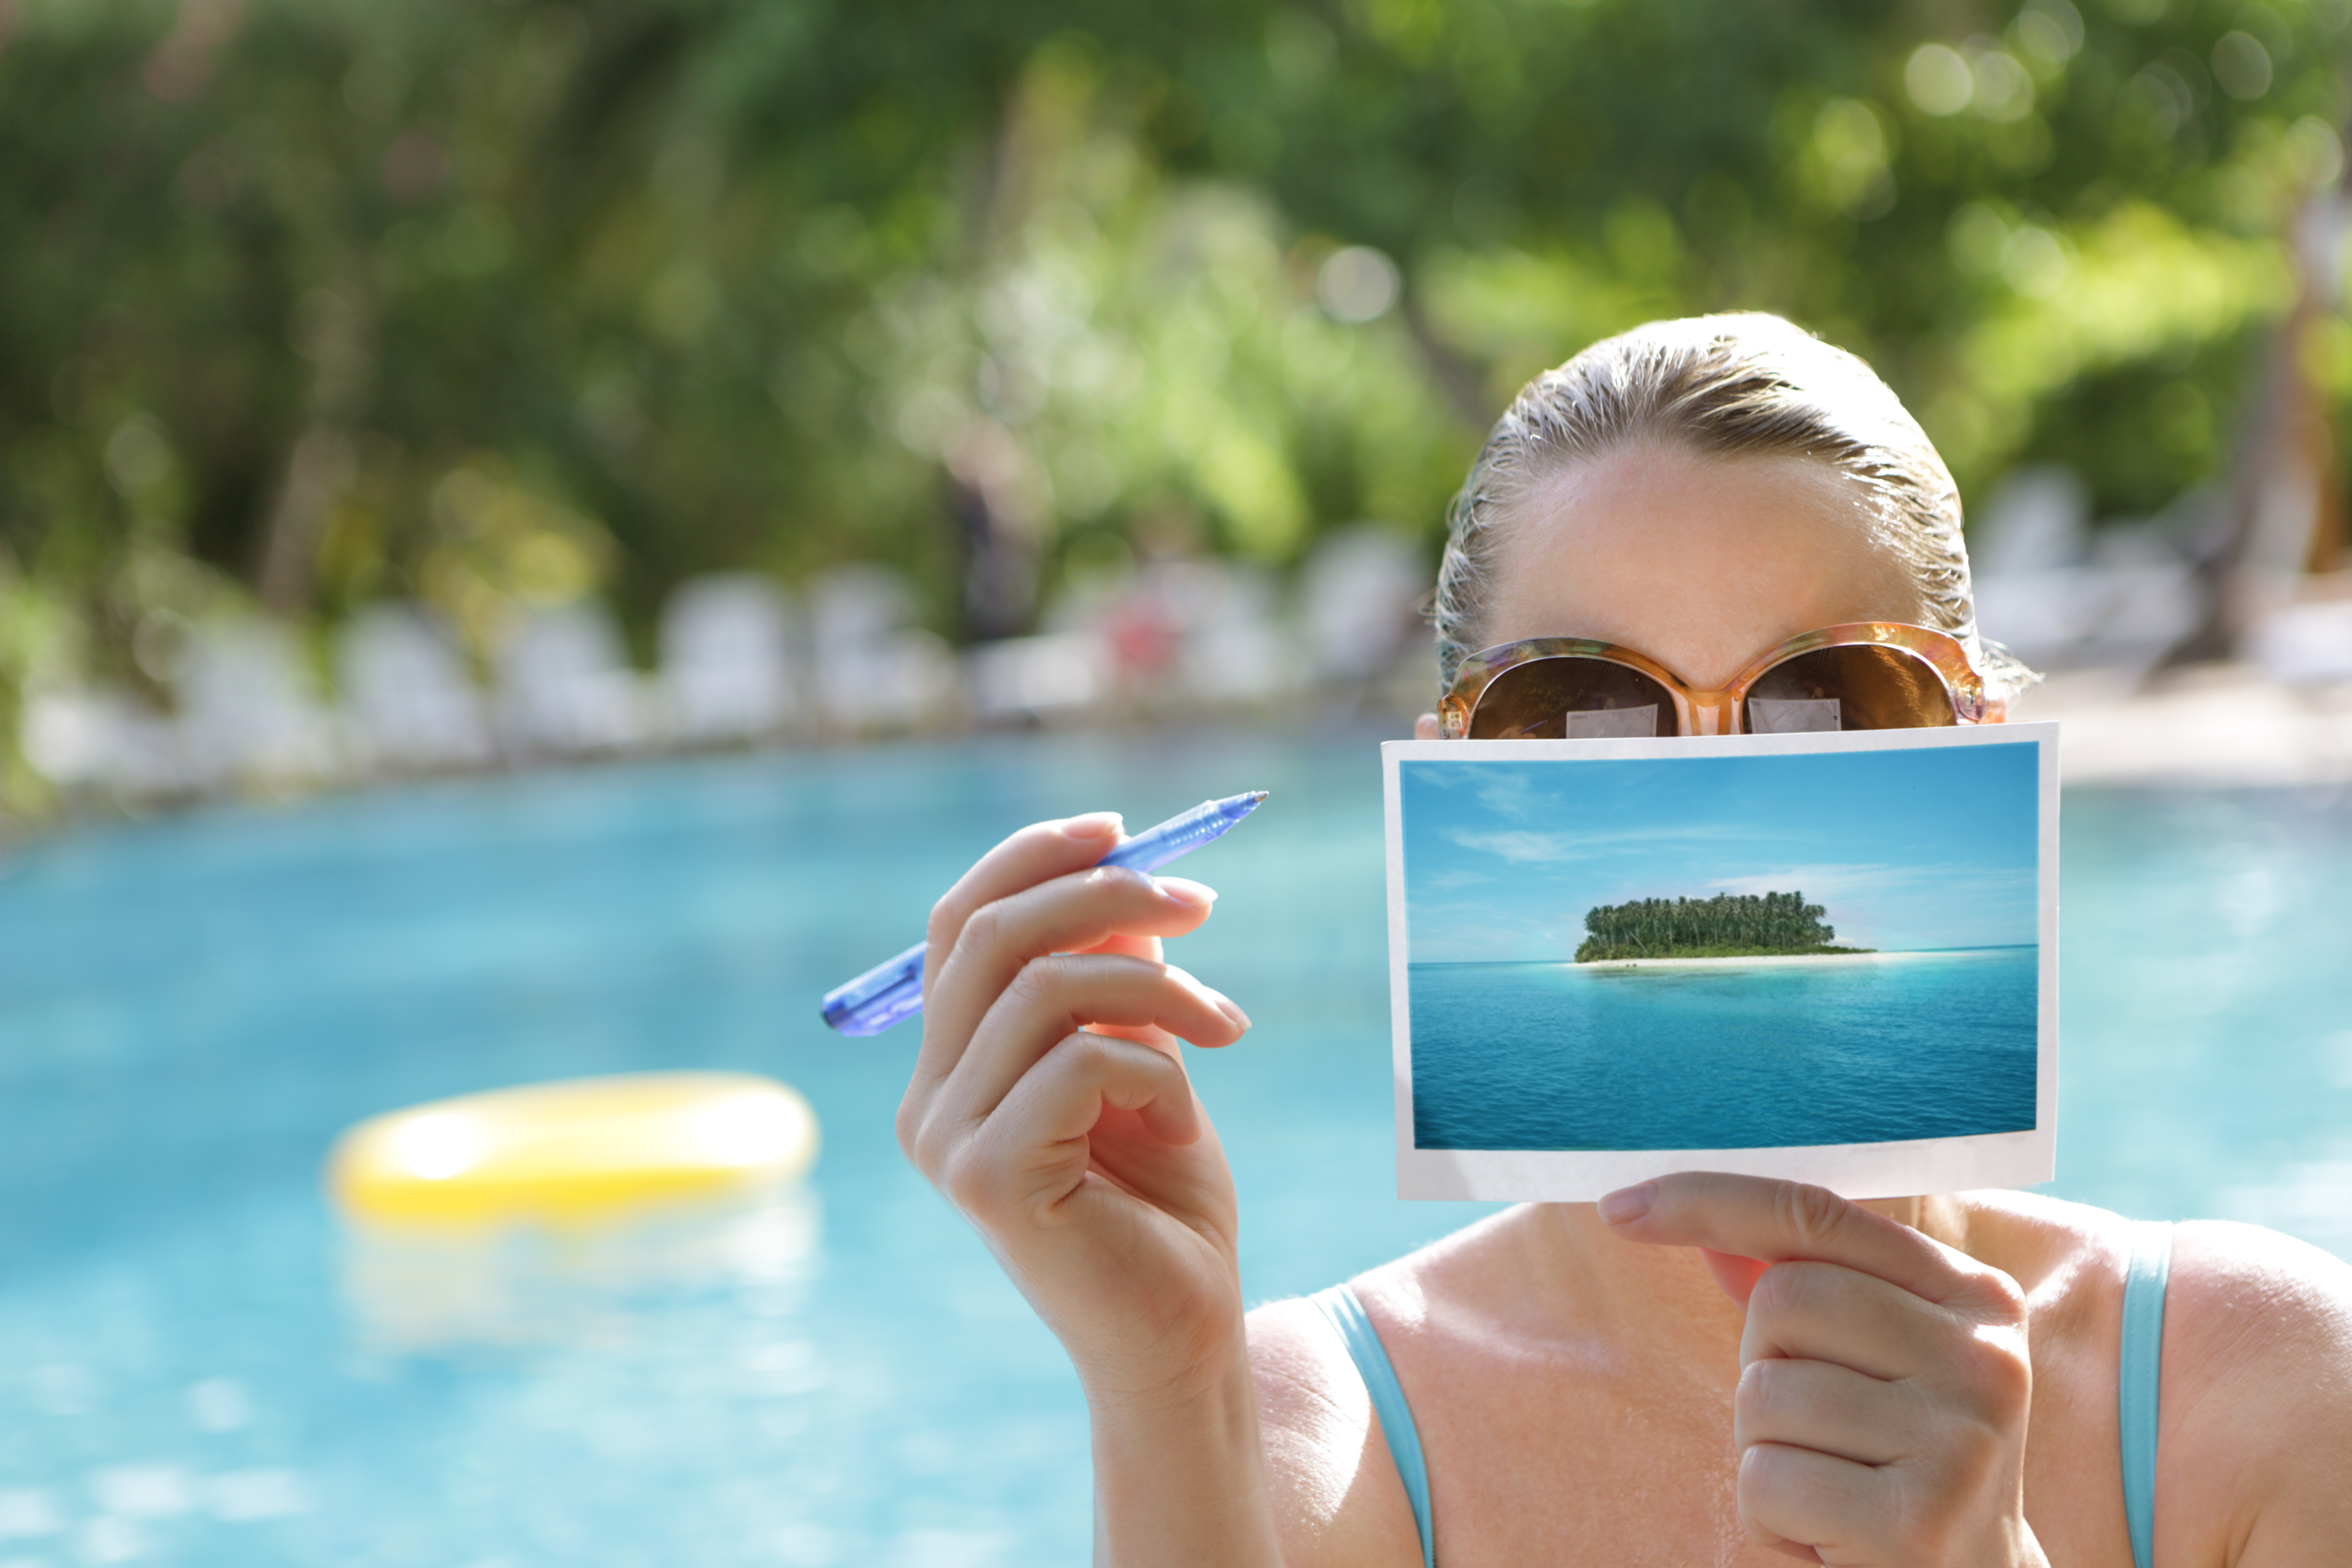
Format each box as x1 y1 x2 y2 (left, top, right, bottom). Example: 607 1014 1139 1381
1957 1193 2352 1559
1240 1217 1526 1568
1244 1207 1524 1433
1244 1296 1421 1568
1962 1189 2352 1393
1246 1296 1366 1462
2168 1215 2352 1344
2166 1217 2352 1435
2162 1220 2352 1563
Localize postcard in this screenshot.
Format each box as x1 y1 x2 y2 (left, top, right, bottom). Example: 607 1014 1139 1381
1382 724 2057 1201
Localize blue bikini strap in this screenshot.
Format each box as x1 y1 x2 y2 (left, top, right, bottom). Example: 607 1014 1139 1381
2120 1221 2172 1568
1307 1284 1435 1568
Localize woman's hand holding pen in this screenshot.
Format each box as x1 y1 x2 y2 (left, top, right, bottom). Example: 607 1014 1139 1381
896 811 1256 1404
899 811 1285 1566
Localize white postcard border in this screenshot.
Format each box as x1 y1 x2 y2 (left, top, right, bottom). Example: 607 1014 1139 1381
1381 722 2059 1202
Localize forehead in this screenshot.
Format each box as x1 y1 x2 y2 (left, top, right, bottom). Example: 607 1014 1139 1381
1477 442 1928 689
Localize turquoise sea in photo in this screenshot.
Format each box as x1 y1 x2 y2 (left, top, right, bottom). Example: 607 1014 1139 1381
1409 946 2039 1151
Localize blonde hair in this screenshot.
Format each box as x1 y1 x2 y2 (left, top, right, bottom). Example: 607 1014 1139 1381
1433 312 2031 695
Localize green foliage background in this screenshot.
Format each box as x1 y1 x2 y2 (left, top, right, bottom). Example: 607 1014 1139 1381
2 0 2347 808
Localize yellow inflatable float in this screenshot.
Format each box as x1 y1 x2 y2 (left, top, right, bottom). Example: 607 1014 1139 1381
329 1072 818 1227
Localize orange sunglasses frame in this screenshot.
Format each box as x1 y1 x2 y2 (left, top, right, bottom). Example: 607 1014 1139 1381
1437 621 2002 739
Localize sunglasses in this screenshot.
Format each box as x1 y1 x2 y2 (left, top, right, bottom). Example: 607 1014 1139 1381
1438 622 2000 739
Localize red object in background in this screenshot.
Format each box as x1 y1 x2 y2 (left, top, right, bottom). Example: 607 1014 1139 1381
1104 596 1179 682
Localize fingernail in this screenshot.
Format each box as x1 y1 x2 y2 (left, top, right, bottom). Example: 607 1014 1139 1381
1156 877 1218 908
1213 994 1250 1029
1063 812 1123 840
1599 1183 1655 1225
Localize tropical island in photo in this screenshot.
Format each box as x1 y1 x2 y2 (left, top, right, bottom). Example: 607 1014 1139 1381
1573 891 1875 962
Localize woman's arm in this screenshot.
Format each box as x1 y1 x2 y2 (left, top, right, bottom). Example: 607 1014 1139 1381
894 812 1284 1567
1089 1350 1280 1565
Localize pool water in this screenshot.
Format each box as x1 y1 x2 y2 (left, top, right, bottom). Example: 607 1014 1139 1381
1 732 2347 1567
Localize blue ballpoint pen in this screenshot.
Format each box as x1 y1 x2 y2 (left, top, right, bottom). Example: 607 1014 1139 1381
820 790 1269 1037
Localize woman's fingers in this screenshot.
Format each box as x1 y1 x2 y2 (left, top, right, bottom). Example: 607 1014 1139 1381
1088 933 1165 961
944 1031 1202 1221
922 812 1125 999
1607 1173 2040 1564
916 863 1221 1089
1605 1173 2031 1378
1739 1431 2039 1565
1734 1356 1919 1467
917 952 1246 1160
1602 1173 1979 1309
1082 886 1213 965
1737 1442 1887 1561
891 812 1260 1431
978 1029 1195 1203
1737 1261 1957 1383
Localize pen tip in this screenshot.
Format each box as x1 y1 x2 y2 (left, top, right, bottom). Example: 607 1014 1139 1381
1249 790 1269 804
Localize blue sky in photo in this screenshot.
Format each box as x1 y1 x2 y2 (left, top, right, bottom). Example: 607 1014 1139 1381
1401 742 2041 963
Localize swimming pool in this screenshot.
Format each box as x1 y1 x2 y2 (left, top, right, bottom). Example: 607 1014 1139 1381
1 732 2346 1566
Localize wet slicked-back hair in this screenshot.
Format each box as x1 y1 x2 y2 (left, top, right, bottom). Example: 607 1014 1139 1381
1433 312 2026 695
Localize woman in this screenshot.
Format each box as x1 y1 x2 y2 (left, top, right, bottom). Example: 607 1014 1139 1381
895 315 2352 1565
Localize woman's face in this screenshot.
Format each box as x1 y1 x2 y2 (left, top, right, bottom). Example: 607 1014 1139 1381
1416 443 1931 738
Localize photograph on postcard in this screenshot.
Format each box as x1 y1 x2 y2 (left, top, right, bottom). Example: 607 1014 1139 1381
1385 726 2055 1200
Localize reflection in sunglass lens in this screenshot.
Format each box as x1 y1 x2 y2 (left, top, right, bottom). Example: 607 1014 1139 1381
1470 658 1679 739
1745 645 1955 732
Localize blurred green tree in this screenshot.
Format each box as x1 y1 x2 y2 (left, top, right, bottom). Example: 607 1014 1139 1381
0 0 2344 811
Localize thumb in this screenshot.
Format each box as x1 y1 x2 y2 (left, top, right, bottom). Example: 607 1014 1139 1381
1700 1247 1769 1309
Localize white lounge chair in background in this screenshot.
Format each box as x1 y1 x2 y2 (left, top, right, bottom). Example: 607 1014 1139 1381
1969 467 2205 675
1172 559 1297 706
1970 467 2100 670
494 601 649 759
337 604 494 773
808 566 959 734
658 574 797 745
175 617 339 790
2074 523 2201 673
1298 525 1426 685
18 686 190 799
968 633 1105 721
2250 598 2352 686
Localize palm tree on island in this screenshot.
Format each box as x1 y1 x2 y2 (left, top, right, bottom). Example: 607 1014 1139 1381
1572 891 1875 962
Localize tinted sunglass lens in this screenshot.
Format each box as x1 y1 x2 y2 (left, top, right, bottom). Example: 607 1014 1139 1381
1745 646 1956 732
1469 659 1679 739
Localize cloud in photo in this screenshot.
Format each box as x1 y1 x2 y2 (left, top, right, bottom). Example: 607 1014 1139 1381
1443 822 1747 865
1473 770 1536 822
1443 829 1583 864
1401 743 2040 963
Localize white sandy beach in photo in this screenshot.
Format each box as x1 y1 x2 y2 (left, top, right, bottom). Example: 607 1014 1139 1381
1574 948 2026 970
1578 950 1892 970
